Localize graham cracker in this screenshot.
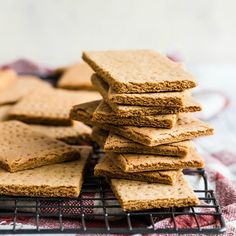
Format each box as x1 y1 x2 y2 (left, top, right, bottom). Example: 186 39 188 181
0 148 91 197
57 62 95 90
110 174 199 211
0 105 12 121
0 69 17 91
91 73 111 103
94 156 181 185
70 100 100 125
92 74 186 107
91 73 201 115
91 127 109 147
102 114 214 146
111 98 202 117
109 148 205 172
104 132 191 157
0 121 88 172
82 50 197 93
8 88 101 126
30 121 92 145
92 100 177 128
0 76 51 106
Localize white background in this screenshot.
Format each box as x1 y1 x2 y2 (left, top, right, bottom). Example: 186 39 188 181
0 0 235 67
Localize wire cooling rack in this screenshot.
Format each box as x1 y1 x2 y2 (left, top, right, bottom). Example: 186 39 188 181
0 150 226 235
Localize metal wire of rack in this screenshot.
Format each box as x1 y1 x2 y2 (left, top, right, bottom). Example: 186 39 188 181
0 150 226 235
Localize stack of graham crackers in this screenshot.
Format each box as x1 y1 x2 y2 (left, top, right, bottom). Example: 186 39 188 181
71 50 214 211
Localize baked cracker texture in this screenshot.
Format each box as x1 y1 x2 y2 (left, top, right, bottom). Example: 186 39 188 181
110 174 199 211
8 88 101 126
0 148 91 197
92 100 177 128
0 76 50 105
82 50 196 93
102 114 214 146
0 121 86 172
91 73 201 115
110 98 202 117
70 100 100 125
109 148 204 172
104 132 191 157
30 121 92 145
94 156 181 185
92 74 186 107
57 62 95 90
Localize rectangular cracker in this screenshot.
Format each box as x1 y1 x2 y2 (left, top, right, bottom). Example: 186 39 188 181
92 100 177 128
30 121 92 145
8 87 101 126
0 105 12 121
91 127 109 147
92 74 186 107
91 73 201 115
0 120 89 172
57 62 95 90
70 100 100 125
0 148 90 197
110 98 202 117
0 69 17 91
94 156 181 185
71 99 177 129
110 174 199 211
104 132 191 157
100 114 214 146
109 148 205 172
82 50 197 93
0 76 51 105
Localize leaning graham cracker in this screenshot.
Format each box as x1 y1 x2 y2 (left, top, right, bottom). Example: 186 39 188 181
0 105 12 121
101 114 214 146
91 127 109 147
0 148 91 197
104 132 191 157
82 50 196 93
109 148 204 172
8 88 101 126
110 174 199 211
0 121 86 172
30 121 92 145
0 69 17 91
91 74 111 103
94 156 181 185
92 74 186 107
91 73 201 115
57 62 95 90
92 100 177 128
70 100 100 125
